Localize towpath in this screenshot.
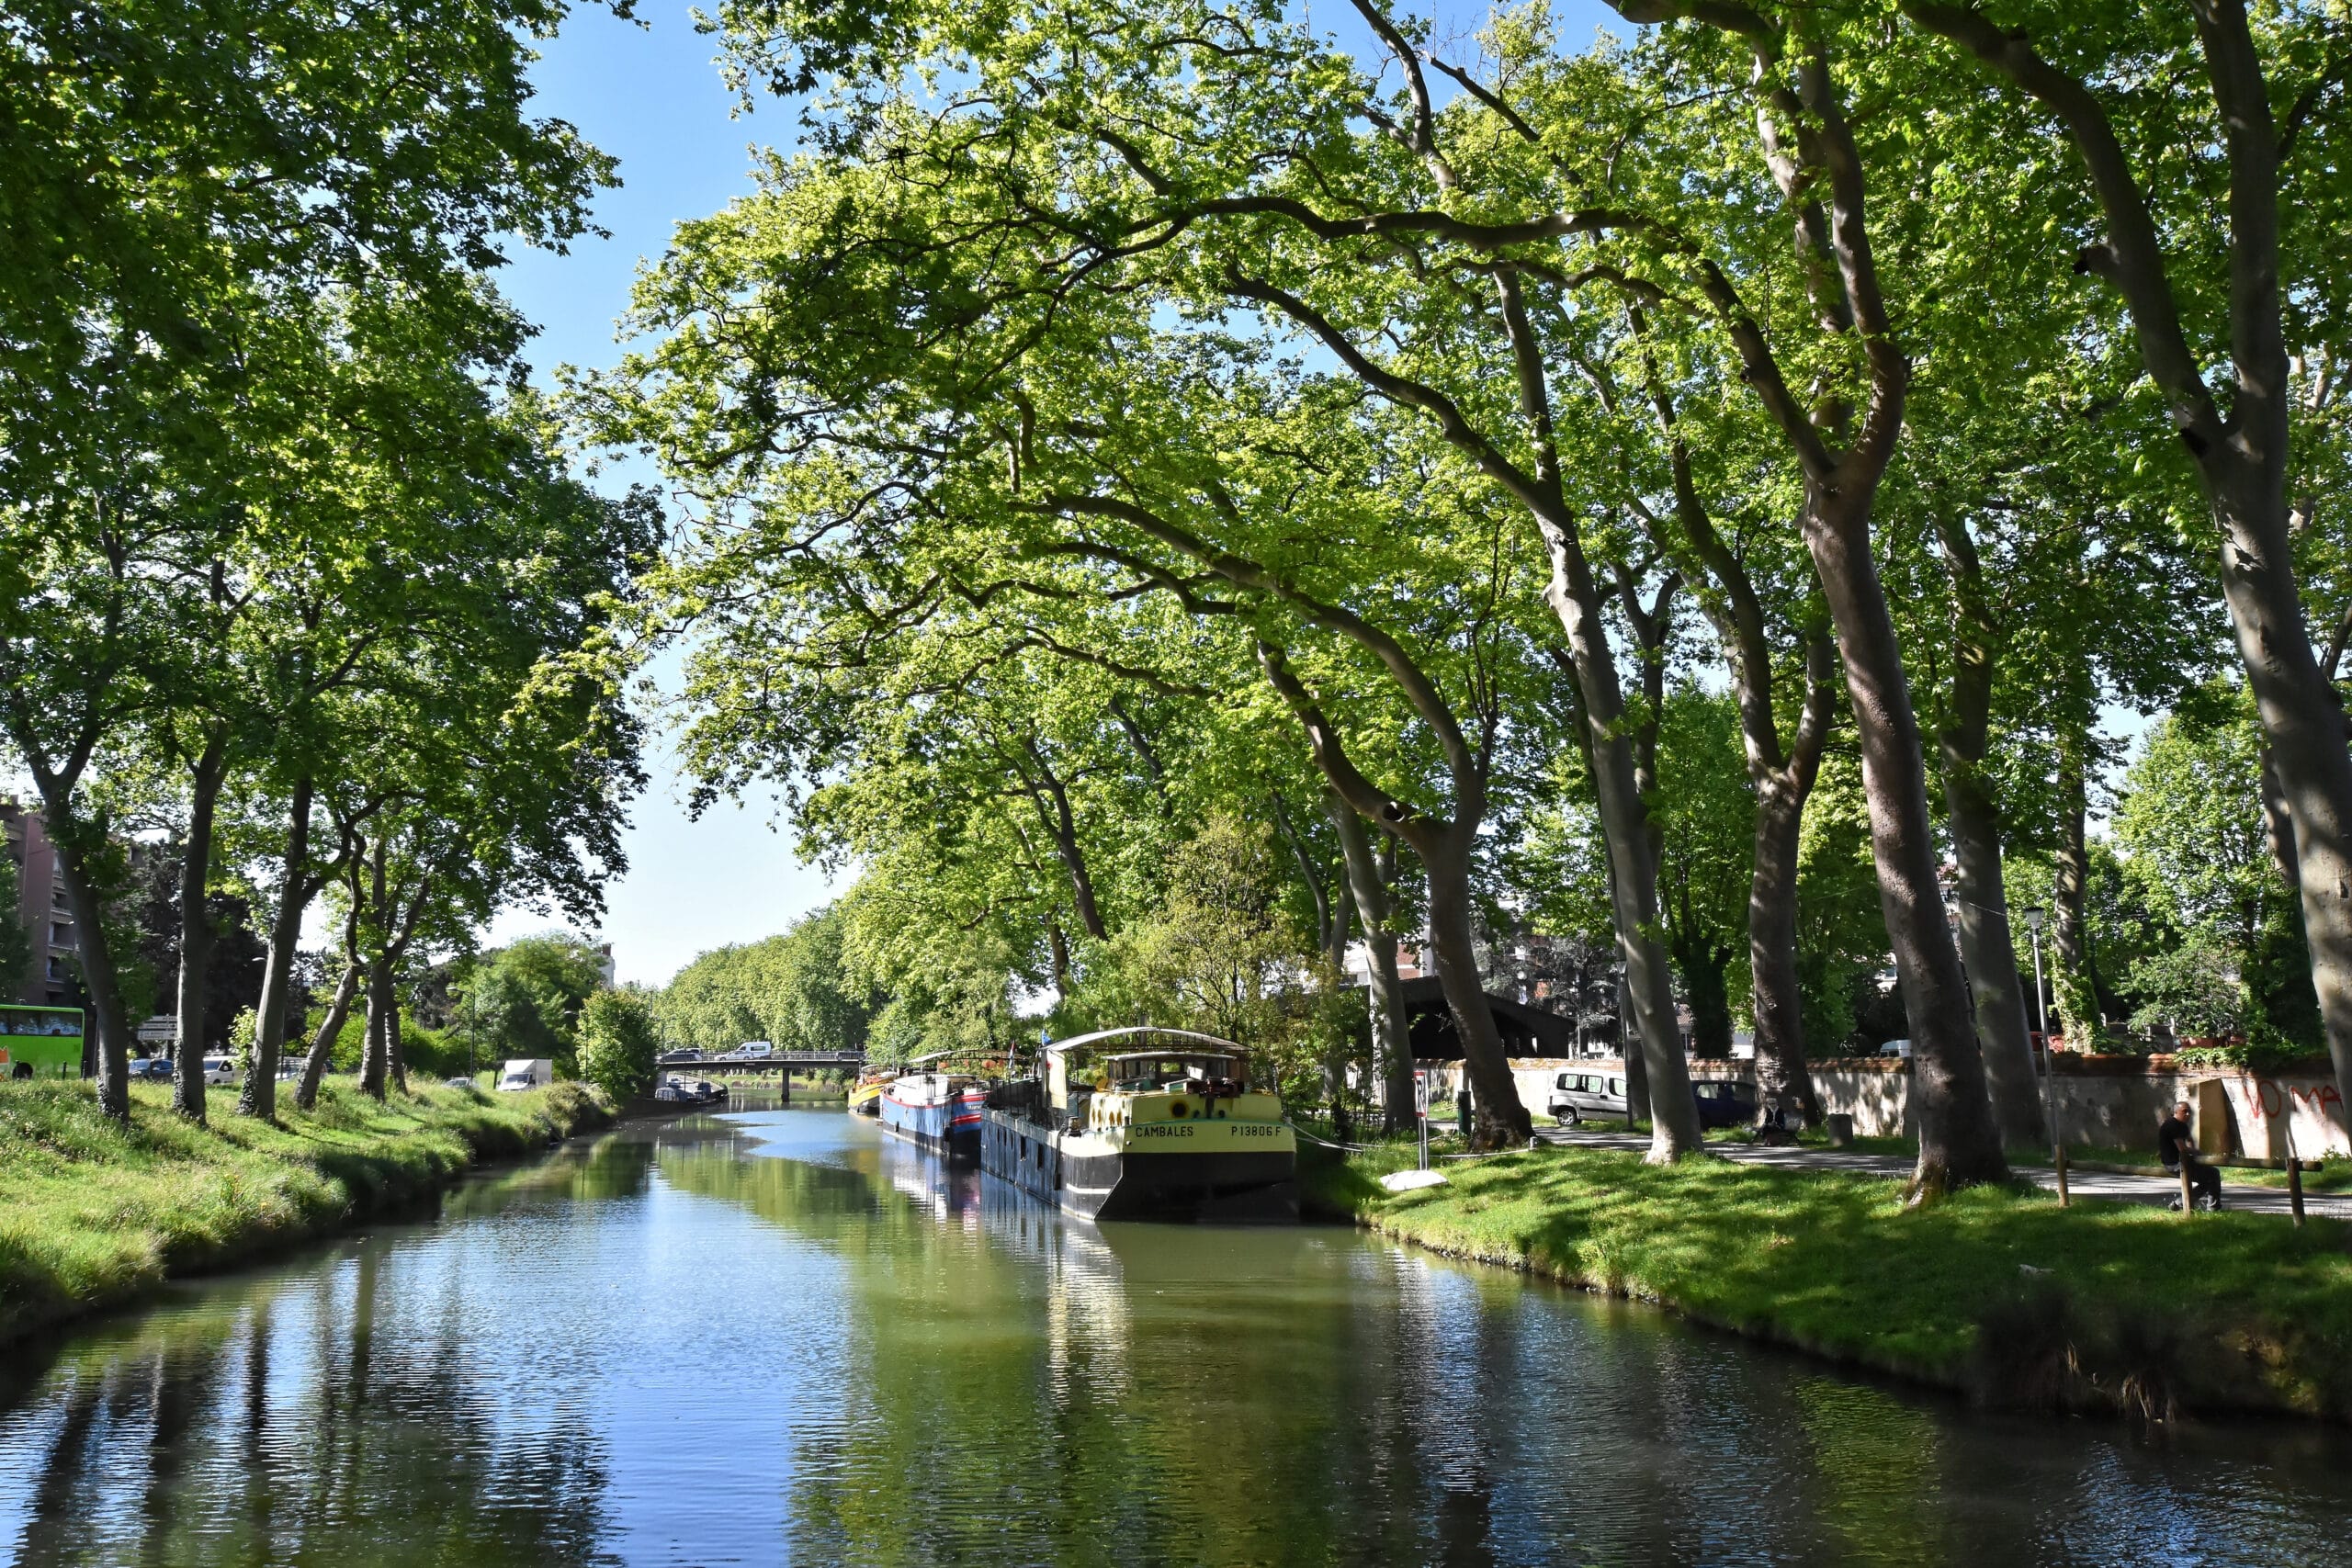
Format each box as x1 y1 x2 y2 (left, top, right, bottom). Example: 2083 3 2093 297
1524 1126 2352 1219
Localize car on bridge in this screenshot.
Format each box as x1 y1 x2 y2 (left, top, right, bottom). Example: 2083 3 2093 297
732 1042 775 1060
659 1049 700 1064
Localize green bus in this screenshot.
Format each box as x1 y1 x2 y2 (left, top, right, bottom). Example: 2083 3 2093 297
1 1005 85 1079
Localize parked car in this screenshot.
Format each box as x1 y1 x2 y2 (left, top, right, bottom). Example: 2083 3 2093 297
200 1055 237 1086
1690 1079 1758 1130
1879 1039 1914 1059
130 1056 174 1080
277 1059 303 1080
1548 1069 1627 1126
444 1076 477 1091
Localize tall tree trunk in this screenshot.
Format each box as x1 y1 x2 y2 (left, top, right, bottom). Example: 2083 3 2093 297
384 975 406 1095
1749 771 1823 1124
2051 742 2100 1047
1943 776 2044 1146
1932 511 2043 1147
1626 15 2008 1189
44 806 133 1118
1417 827 1530 1147
357 840 389 1100
1255 643 1531 1146
172 736 229 1123
1046 914 1072 1001
1329 790 1412 1134
1541 529 1703 1159
1809 492 2009 1190
1020 738 1106 940
296 962 359 1112
1623 308 1835 1124
360 959 390 1100
1905 0 2352 1180
238 776 314 1121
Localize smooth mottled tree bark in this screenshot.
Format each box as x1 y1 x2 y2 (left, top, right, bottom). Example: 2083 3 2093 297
1933 513 2045 1148
2051 742 2102 1047
1015 736 1106 940
1623 318 1832 1122
1907 0 2352 1175
238 776 318 1121
1329 788 1414 1134
296 961 360 1112
45 806 135 1117
172 734 231 1123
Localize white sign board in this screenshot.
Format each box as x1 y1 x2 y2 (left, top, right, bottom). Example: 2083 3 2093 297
1412 1068 1429 1119
136 1016 178 1046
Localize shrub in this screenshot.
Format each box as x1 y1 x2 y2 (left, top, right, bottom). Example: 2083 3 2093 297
577 988 659 1103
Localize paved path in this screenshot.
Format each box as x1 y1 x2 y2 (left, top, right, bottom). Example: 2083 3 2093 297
1527 1126 2352 1219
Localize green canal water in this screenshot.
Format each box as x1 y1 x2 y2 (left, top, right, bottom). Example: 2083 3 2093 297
3 1104 2349 1567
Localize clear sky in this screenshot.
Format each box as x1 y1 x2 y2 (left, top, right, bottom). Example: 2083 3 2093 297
485 2 1631 985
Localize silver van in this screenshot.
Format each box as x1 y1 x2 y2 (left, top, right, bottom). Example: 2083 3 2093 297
1548 1069 1627 1125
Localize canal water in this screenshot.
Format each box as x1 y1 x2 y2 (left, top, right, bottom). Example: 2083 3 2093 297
3 1106 2348 1567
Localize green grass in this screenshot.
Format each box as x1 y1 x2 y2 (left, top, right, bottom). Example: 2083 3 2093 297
1304 1141 2352 1420
0 1077 610 1346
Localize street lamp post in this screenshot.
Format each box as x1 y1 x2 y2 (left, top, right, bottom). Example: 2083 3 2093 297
2020 906 2067 1205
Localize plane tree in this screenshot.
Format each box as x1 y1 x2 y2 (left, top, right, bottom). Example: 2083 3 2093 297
1900 0 2352 1122
0 0 616 1121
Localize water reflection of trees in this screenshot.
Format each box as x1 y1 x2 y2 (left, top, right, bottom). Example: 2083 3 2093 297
0 1244 615 1566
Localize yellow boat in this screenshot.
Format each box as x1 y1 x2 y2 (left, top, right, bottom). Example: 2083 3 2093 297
848 1063 896 1116
979 1027 1296 1222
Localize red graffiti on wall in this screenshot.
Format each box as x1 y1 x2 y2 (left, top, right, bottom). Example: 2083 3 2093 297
2248 1080 2346 1120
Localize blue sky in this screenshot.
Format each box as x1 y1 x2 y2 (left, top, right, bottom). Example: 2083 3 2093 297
490 2 1628 984
488 4 829 985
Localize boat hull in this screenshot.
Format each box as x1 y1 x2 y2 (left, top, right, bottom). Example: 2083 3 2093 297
980 1110 1297 1222
878 1089 982 1165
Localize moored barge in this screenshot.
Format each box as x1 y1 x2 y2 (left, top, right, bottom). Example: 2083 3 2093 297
979 1028 1296 1222
877 1053 988 1165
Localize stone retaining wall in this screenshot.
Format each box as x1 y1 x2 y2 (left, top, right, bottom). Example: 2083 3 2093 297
1502 1055 2352 1159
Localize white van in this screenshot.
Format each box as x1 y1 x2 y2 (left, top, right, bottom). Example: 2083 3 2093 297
1549 1069 1627 1126
498 1058 554 1092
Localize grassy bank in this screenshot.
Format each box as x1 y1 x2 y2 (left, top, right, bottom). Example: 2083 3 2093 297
1306 1143 2352 1421
0 1079 610 1347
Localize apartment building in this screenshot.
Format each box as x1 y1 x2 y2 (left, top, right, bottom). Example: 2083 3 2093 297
0 798 78 1008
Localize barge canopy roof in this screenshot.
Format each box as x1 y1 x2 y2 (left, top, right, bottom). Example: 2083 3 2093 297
1044 1027 1245 1057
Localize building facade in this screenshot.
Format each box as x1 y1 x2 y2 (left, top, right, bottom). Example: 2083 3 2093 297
0 798 79 1008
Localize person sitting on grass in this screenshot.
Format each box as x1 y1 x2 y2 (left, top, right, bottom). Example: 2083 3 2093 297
2158 1100 2223 1211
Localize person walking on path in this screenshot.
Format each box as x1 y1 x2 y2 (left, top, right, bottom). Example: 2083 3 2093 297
2159 1100 2224 1211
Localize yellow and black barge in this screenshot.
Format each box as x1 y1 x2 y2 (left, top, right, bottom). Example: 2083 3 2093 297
979 1028 1297 1222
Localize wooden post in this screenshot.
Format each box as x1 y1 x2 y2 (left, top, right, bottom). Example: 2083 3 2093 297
2054 1143 2070 1207
2179 1160 2195 1216
781 1071 791 1106
2290 1157 2306 1226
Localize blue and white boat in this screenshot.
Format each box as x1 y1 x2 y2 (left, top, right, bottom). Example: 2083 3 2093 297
877 1054 987 1165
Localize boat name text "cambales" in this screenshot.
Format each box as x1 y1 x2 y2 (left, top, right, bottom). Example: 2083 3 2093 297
1129 1123 1286 1139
